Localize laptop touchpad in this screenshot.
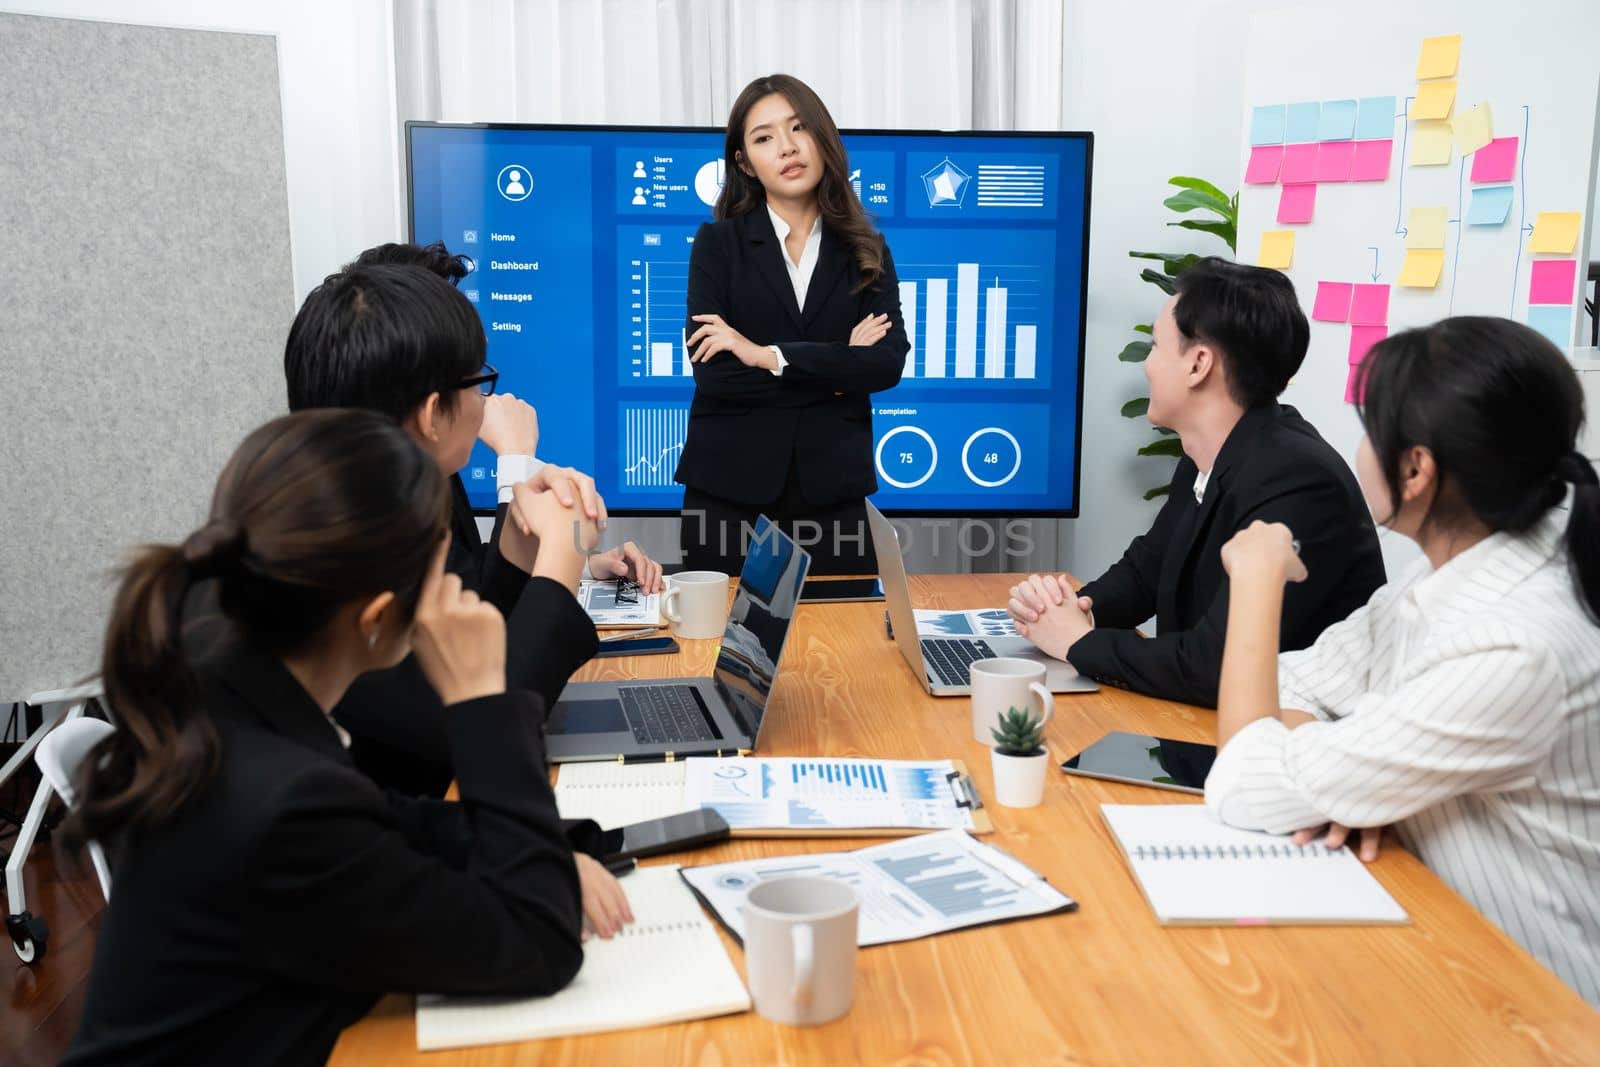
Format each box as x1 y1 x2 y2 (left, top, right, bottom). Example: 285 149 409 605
548 699 629 734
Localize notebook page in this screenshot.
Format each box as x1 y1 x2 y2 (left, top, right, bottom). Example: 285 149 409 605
416 866 749 1050
1102 804 1407 925
553 760 693 829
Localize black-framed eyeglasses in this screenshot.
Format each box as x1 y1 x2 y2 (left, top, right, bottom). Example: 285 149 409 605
459 363 498 396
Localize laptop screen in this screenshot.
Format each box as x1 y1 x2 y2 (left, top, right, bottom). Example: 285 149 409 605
712 516 811 741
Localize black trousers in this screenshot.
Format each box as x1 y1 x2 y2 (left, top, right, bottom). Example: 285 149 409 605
680 472 877 577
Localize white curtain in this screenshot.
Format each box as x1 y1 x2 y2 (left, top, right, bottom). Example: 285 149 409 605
393 0 1068 571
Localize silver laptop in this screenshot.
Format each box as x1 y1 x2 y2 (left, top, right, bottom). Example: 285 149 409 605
867 501 1097 697
546 515 811 762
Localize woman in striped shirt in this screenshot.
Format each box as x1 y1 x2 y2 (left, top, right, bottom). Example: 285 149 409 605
1205 316 1600 1005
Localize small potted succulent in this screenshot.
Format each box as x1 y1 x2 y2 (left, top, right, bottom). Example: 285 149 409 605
989 706 1049 808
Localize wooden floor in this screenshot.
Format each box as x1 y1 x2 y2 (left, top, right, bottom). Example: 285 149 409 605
2 801 105 1066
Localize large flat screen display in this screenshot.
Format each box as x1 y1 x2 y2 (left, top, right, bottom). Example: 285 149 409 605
407 122 1091 515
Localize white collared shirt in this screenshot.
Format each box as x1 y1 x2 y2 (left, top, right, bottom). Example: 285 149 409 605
1192 469 1211 505
765 205 822 377
1205 514 1600 1005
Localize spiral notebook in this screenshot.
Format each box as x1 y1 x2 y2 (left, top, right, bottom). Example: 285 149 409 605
414 866 749 1050
1101 804 1408 926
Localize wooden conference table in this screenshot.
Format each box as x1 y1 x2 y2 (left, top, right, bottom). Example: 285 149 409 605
331 574 1600 1066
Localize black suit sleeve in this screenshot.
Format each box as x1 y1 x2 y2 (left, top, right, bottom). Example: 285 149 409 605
503 576 599 709
249 691 586 997
1067 471 1363 708
1076 481 1188 630
769 245 908 395
451 502 530 618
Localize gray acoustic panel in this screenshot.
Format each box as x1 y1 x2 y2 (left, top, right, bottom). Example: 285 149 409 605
0 13 292 702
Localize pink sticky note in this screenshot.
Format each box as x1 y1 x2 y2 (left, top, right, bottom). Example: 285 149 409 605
1244 145 1284 184
1349 324 1388 365
1316 141 1357 182
1345 364 1364 404
1350 283 1390 325
1312 281 1353 322
1277 183 1317 224
1281 143 1319 184
1529 259 1579 305
1471 136 1519 183
1349 139 1394 182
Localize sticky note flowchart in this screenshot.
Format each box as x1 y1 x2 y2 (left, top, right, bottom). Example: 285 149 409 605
1258 230 1295 269
1528 212 1581 255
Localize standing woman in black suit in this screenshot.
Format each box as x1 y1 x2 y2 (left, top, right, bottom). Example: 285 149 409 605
676 73 909 574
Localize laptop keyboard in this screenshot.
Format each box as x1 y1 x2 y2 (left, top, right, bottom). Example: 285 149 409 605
619 685 720 745
921 638 994 687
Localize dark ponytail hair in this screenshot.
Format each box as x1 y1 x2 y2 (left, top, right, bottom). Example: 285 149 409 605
63 409 451 852
716 73 885 293
1356 316 1600 620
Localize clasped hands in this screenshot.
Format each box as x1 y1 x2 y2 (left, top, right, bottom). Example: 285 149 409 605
1006 574 1094 660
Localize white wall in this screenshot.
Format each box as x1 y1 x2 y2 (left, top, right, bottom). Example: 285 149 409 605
0 0 402 302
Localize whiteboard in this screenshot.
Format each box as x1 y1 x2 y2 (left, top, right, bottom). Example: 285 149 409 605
1239 1 1600 572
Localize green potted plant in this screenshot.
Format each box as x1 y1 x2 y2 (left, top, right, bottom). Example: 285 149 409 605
989 706 1049 808
1118 176 1238 499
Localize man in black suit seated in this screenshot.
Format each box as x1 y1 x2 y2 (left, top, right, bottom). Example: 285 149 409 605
1008 257 1386 708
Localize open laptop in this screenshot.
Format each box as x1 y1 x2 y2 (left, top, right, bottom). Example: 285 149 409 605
545 515 811 762
867 501 1097 697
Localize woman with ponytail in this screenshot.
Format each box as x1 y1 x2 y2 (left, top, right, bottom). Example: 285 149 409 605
1204 317 1600 1006
64 410 628 1067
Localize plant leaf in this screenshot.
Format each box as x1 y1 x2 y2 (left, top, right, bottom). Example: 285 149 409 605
1139 268 1177 295
1155 425 1177 436
1167 219 1236 244
1120 397 1149 419
1144 484 1171 501
1137 436 1185 458
1117 340 1152 363
1168 175 1231 205
1163 187 1232 216
1133 323 1152 335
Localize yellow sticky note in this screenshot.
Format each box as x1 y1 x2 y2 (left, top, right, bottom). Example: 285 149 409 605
1528 212 1582 254
1410 122 1453 166
1398 249 1446 288
1417 34 1462 80
1409 80 1456 121
1406 207 1449 249
1258 230 1295 270
1453 102 1493 154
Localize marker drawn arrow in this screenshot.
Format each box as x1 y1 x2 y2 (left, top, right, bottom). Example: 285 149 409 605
1368 246 1382 282
1393 96 1415 236
1509 105 1531 314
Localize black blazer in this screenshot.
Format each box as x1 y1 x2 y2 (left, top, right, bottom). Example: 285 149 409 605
65 636 597 1067
333 475 599 796
674 209 909 507
1071 404 1387 708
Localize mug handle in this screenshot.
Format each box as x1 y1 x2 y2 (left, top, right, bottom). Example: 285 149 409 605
791 923 815 1007
1029 682 1054 729
662 585 682 625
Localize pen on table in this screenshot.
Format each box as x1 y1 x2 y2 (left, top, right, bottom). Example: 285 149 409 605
604 857 637 877
599 627 661 642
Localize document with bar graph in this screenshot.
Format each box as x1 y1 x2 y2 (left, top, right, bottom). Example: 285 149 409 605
680 829 1077 946
681 757 990 834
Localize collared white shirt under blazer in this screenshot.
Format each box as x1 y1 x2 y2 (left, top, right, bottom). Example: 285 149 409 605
1206 513 1600 1006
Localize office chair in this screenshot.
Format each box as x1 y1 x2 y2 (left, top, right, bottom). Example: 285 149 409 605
36 717 115 904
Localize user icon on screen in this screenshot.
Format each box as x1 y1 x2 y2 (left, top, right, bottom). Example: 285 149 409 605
632 160 647 178
632 186 647 206
504 170 527 197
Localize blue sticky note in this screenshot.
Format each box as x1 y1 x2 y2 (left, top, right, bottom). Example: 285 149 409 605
1251 104 1286 146
1527 306 1572 348
1318 99 1359 141
1466 185 1515 226
1356 96 1398 141
1285 102 1321 143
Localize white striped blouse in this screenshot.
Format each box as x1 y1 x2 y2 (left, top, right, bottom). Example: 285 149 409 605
1205 513 1600 1006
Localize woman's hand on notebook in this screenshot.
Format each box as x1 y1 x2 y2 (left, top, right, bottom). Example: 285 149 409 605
1291 822 1385 862
575 853 635 941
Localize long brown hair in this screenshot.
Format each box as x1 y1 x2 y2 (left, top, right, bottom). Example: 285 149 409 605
63 409 450 852
715 73 885 293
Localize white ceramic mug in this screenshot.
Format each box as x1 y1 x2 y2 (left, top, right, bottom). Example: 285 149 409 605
970 657 1055 744
661 570 730 639
742 876 859 1026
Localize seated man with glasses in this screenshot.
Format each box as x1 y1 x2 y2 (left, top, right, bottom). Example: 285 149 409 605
283 260 627 796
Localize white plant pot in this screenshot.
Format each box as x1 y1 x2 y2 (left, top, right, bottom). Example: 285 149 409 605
990 747 1050 808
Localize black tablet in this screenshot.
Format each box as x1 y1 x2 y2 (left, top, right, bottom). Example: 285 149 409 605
1060 731 1217 795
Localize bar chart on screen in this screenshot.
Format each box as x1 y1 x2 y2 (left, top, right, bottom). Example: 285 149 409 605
621 403 689 488
619 226 696 382
885 227 1056 386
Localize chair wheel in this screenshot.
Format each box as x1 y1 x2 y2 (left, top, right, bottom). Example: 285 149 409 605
7 912 49 964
